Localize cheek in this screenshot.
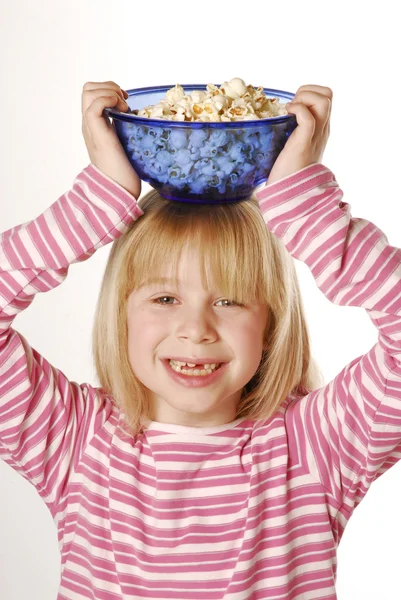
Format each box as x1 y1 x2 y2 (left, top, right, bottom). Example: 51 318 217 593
127 314 155 375
127 311 167 355
235 318 265 350
234 321 266 373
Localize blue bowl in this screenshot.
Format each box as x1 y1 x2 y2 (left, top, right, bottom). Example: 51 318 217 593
104 84 297 204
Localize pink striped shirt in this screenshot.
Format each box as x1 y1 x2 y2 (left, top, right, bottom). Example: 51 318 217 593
0 163 400 599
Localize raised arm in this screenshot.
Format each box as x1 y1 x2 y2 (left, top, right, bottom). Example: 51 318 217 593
256 163 401 523
0 163 143 515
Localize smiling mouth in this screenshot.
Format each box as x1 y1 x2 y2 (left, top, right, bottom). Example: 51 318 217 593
168 359 223 376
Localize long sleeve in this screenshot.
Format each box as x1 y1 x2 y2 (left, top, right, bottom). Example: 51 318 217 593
255 164 401 528
0 164 144 516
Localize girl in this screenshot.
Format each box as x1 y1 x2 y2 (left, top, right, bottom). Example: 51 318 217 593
0 80 399 600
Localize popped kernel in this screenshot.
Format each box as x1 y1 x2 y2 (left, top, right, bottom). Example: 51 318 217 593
131 77 289 122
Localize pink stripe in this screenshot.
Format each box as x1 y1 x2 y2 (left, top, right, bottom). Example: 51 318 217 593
256 164 333 208
0 163 400 598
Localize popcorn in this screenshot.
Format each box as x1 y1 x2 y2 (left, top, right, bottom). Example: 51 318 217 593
220 77 247 100
165 84 185 105
131 77 289 122
116 77 297 201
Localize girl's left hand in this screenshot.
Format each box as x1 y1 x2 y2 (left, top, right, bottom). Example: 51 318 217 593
266 85 333 185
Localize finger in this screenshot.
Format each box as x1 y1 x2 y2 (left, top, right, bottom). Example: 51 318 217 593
82 86 128 113
82 82 128 112
322 117 330 141
295 85 333 100
286 102 315 143
82 88 128 114
293 86 333 125
84 95 126 138
290 90 331 133
83 80 127 94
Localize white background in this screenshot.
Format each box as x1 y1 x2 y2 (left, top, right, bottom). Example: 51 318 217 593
1 0 400 598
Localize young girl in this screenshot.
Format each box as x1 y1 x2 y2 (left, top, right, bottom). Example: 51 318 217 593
0 80 399 600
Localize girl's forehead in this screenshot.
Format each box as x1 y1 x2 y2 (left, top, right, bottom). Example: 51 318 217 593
147 249 208 279
131 242 266 304
138 272 215 292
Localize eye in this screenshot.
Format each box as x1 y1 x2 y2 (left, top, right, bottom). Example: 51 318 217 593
216 299 242 307
151 296 242 307
152 296 176 305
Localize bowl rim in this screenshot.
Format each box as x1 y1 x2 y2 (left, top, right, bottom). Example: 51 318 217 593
104 83 296 128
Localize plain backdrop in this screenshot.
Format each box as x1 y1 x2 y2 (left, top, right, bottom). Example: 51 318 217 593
1 0 400 598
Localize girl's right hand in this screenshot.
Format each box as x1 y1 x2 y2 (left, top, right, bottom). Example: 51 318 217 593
267 85 332 185
81 81 142 199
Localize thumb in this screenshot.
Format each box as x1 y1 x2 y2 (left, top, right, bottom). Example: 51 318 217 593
286 102 315 145
85 95 125 139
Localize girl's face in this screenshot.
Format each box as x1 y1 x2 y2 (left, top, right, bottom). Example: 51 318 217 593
127 248 269 427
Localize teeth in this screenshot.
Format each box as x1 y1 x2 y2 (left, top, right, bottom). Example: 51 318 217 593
168 359 221 376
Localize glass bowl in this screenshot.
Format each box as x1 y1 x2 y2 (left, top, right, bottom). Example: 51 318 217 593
104 84 297 204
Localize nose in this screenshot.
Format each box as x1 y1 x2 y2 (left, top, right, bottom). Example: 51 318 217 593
175 305 217 344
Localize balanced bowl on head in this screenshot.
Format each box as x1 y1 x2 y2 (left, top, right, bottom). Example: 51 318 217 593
104 77 297 204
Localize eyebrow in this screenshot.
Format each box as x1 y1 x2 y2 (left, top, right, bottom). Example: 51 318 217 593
138 278 177 290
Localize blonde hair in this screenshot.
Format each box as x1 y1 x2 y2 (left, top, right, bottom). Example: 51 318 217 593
92 188 324 438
